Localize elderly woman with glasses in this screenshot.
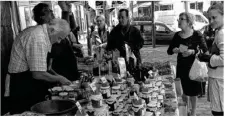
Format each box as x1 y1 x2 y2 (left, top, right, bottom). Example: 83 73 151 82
167 12 208 116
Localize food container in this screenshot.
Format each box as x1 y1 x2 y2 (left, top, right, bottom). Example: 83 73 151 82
111 83 121 95
132 99 146 116
127 77 135 87
100 83 111 99
94 104 109 116
151 92 158 102
117 79 126 90
105 95 118 111
50 86 63 95
90 91 103 108
59 92 68 100
147 102 157 112
31 100 77 116
143 80 153 88
129 87 138 100
158 95 164 103
141 88 151 104
112 111 120 116
155 81 162 87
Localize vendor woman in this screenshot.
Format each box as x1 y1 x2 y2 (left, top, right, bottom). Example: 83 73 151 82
8 18 72 114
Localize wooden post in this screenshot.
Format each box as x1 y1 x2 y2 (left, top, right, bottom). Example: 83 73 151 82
86 10 92 56
130 1 134 20
151 1 156 48
1 3 15 114
184 1 189 12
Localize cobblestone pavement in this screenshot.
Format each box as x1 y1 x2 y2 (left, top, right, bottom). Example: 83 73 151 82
79 35 212 116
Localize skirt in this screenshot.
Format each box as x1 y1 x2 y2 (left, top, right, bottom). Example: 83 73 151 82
177 65 201 96
208 78 224 112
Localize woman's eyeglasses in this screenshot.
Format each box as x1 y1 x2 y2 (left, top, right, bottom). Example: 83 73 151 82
177 18 187 21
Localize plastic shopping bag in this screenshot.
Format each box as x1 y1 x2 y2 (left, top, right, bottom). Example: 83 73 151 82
189 58 208 82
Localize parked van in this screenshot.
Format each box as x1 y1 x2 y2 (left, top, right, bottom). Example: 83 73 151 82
155 9 209 32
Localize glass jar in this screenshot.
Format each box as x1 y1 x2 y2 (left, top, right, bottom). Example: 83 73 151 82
90 92 103 108
132 99 146 116
100 83 111 99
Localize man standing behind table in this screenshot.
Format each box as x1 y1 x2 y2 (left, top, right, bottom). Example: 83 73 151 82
106 9 144 76
8 19 72 114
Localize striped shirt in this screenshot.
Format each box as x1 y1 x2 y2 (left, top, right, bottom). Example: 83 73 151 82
8 24 52 73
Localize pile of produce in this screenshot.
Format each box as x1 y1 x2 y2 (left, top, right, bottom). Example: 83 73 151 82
141 61 172 76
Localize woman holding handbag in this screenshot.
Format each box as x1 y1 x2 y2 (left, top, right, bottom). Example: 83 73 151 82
198 3 224 116
167 12 208 116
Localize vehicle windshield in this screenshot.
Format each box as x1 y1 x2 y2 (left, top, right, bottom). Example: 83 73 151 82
165 24 176 32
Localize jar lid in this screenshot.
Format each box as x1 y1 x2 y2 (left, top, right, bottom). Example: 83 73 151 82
142 87 150 94
59 92 68 96
132 99 143 107
112 83 120 89
52 86 63 92
101 82 110 88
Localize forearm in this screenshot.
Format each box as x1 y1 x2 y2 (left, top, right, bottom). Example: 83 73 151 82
32 71 62 83
210 42 224 67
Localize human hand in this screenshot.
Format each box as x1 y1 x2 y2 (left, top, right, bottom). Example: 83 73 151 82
182 49 194 57
58 75 72 85
172 48 180 54
198 53 211 63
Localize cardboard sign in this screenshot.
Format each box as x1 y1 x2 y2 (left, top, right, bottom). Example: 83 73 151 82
101 76 107 83
148 70 153 77
76 102 82 112
117 74 121 79
89 82 96 91
134 92 139 100
118 57 127 78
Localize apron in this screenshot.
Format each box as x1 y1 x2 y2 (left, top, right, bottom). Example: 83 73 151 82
9 54 52 114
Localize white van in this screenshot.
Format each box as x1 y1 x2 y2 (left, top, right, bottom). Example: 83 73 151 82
155 9 209 32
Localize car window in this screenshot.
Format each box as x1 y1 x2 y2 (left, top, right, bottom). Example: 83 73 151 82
195 15 205 23
134 25 141 30
156 25 166 31
144 25 152 33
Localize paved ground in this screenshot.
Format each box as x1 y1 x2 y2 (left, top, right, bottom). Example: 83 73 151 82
78 35 212 116
140 45 211 116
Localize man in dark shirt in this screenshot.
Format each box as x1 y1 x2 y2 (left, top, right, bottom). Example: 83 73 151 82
106 9 144 67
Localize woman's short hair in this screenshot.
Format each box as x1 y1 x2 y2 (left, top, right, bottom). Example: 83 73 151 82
179 12 195 27
207 3 224 15
49 19 70 39
95 15 105 21
32 3 49 24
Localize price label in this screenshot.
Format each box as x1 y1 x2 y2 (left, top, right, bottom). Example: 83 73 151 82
112 77 116 83
117 74 121 79
144 76 147 80
100 76 107 83
76 102 82 112
134 92 139 100
89 82 96 91
148 70 153 77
